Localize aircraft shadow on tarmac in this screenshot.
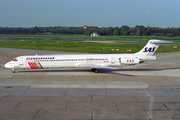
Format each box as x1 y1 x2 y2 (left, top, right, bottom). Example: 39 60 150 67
19 69 135 76
18 67 179 76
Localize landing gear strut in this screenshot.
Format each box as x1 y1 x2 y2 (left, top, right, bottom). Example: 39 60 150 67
12 69 15 73
91 68 99 73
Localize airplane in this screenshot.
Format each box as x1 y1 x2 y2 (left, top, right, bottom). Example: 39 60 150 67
4 39 173 73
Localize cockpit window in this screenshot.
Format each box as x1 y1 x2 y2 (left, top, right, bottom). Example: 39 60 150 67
13 58 18 61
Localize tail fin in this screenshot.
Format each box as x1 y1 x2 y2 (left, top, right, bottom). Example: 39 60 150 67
136 39 173 56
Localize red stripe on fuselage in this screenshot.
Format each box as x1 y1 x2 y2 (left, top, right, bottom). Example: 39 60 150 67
28 62 33 69
30 62 35 69
33 62 39 69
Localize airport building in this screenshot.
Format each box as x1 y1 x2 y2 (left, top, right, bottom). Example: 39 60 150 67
91 32 99 37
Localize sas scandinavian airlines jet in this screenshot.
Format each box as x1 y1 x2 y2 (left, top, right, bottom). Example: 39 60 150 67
4 40 172 73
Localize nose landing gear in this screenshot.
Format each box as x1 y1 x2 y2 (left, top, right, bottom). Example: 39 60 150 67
12 69 15 73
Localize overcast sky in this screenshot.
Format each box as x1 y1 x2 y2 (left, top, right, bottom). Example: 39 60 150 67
0 0 179 28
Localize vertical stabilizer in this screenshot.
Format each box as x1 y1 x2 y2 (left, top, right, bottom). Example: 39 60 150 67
136 39 173 56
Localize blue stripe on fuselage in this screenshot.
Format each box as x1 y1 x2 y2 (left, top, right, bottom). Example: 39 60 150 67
38 62 43 69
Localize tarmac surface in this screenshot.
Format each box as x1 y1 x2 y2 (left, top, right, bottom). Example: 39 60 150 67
0 48 180 120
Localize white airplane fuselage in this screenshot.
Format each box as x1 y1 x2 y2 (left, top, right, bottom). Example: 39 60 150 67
5 54 153 69
4 40 173 73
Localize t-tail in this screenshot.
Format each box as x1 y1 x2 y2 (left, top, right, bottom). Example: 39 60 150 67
136 39 173 56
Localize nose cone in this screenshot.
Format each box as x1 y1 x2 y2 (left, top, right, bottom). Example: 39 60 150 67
4 62 12 69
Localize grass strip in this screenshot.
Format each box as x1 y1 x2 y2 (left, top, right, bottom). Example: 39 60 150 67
0 40 179 53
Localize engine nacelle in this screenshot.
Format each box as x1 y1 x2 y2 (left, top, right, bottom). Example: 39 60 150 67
120 58 143 65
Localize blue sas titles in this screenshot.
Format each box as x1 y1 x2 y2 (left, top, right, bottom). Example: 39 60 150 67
143 47 156 52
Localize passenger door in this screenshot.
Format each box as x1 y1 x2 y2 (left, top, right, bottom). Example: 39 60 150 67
19 58 23 65
111 57 115 64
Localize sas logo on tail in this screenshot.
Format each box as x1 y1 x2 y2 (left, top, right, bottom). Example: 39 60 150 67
143 47 156 52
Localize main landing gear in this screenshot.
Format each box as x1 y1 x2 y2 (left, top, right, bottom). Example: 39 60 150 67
91 68 99 73
12 69 15 73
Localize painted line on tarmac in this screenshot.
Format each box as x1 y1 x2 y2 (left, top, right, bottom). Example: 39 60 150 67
0 89 180 93
156 54 180 59
0 81 149 89
147 61 180 65
31 84 148 89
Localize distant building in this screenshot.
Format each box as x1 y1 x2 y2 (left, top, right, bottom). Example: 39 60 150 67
91 32 99 37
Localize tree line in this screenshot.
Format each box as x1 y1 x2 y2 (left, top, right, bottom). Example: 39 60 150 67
0 25 180 37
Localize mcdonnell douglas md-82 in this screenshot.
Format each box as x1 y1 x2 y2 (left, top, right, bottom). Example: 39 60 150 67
4 40 172 73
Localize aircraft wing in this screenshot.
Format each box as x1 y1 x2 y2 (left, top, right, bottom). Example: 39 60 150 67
83 64 113 69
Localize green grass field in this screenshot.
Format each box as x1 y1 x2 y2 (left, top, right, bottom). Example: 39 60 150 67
0 40 179 53
1 34 180 42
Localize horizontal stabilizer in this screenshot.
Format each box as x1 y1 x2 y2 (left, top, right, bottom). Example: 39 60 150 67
150 40 173 45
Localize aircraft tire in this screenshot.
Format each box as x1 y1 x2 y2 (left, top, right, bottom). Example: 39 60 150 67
12 69 15 73
94 69 99 73
91 68 95 72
